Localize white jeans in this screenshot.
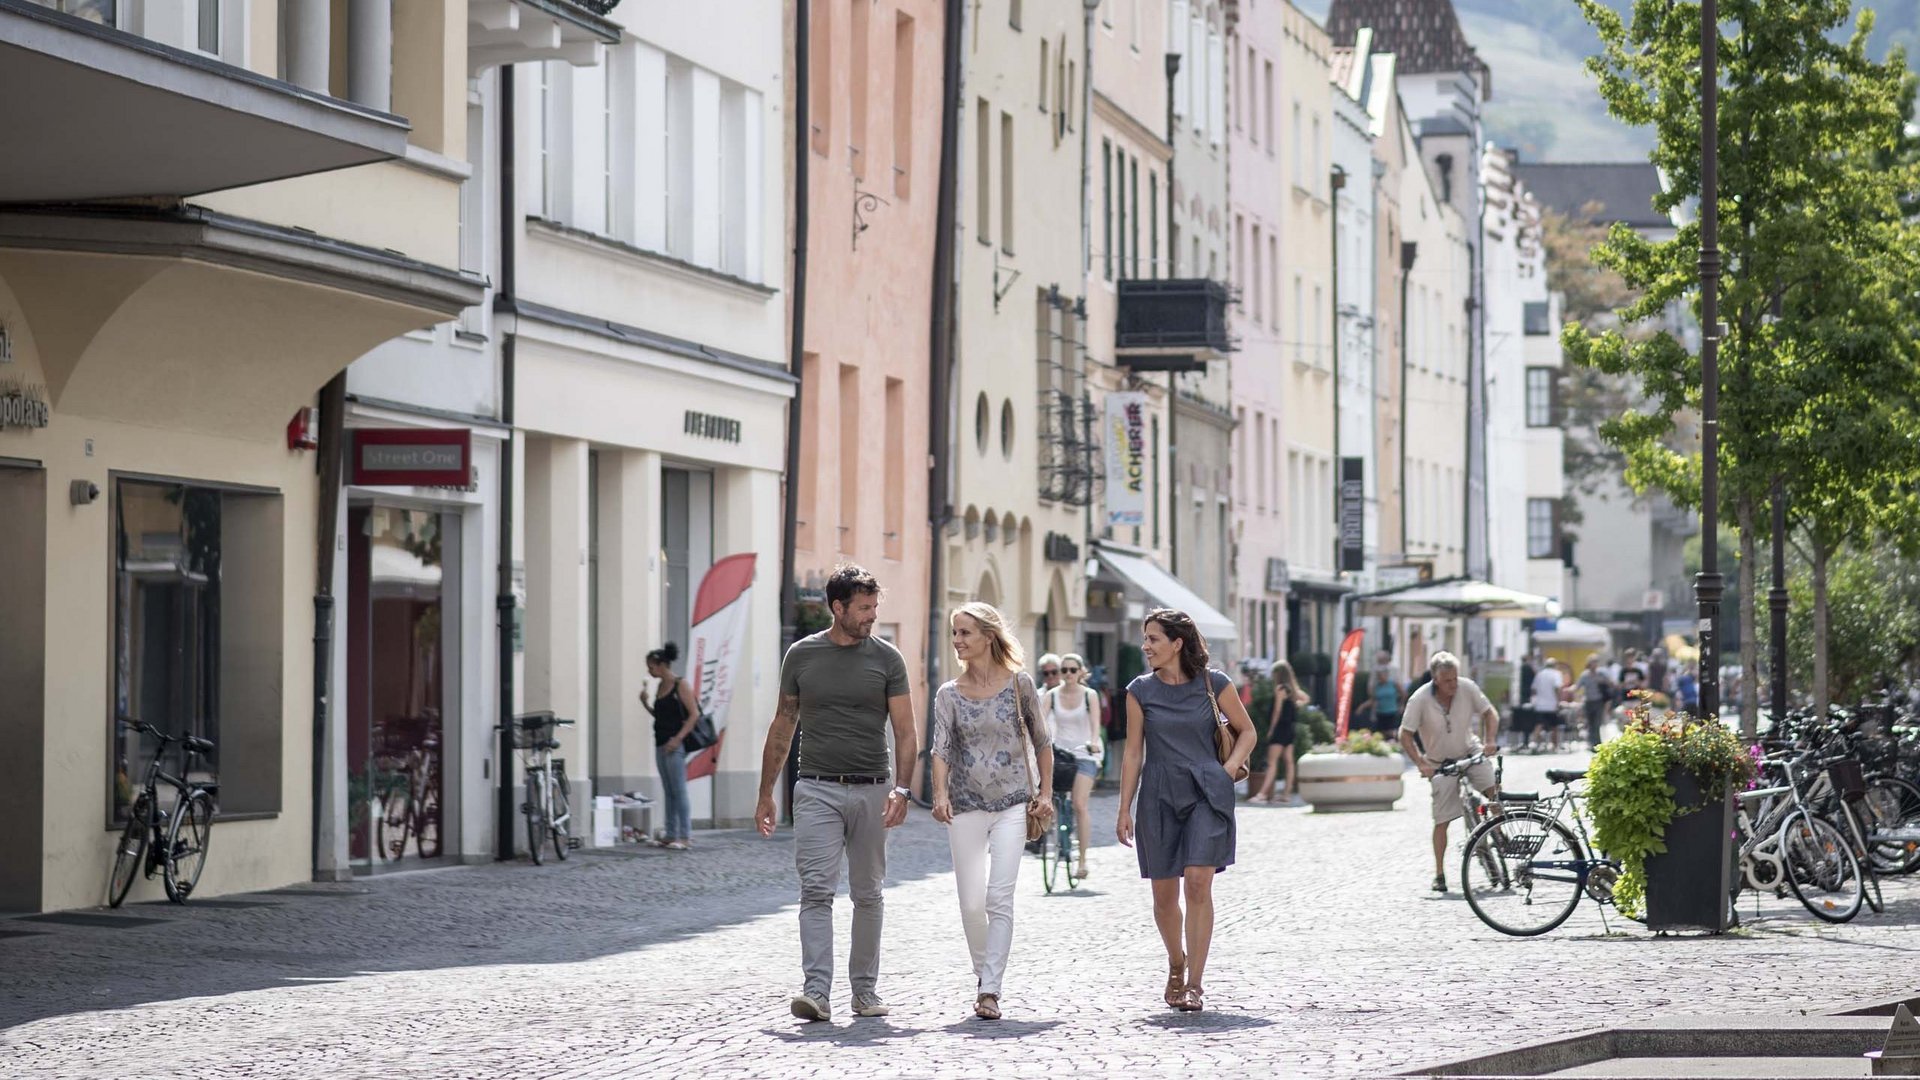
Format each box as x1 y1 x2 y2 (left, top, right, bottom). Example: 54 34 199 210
946 804 1027 997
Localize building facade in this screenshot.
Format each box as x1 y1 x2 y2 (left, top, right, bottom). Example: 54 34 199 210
0 0 482 910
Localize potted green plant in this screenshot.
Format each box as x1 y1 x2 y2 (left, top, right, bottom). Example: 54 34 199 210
1585 701 1754 931
1296 725 1404 813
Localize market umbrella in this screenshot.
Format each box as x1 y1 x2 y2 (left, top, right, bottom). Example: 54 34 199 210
1351 576 1562 620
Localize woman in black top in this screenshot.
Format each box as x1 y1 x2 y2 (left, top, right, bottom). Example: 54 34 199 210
1251 661 1309 805
640 642 701 850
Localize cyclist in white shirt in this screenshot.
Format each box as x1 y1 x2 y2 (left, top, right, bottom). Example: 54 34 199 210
1042 652 1103 880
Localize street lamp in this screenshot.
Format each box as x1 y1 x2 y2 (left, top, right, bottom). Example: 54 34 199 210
1695 0 1724 721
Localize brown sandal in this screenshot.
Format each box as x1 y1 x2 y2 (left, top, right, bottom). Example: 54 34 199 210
1179 986 1204 1013
1164 957 1186 1008
974 993 1001 1020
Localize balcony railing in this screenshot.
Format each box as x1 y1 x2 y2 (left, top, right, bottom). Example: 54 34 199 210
1115 278 1235 372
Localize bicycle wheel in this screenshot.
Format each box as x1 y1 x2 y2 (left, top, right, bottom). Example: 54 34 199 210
108 796 150 908
1037 814 1060 894
378 772 412 861
163 791 215 903
524 766 545 865
548 764 570 862
1860 776 1920 874
1834 801 1886 914
414 766 442 860
1058 796 1080 890
1781 812 1864 923
1462 812 1585 937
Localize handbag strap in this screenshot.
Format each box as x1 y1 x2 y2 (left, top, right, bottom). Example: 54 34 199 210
1012 672 1038 802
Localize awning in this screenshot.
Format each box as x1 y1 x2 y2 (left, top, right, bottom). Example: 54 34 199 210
1091 543 1238 645
1352 576 1561 620
1533 616 1611 645
1 1 408 201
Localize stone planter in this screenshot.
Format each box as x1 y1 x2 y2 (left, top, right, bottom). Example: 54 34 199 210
1644 764 1736 932
1297 752 1404 813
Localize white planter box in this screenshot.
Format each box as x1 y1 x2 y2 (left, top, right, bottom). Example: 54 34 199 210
1297 752 1405 813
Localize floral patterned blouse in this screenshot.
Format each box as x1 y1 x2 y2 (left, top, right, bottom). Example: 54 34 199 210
931 671 1048 814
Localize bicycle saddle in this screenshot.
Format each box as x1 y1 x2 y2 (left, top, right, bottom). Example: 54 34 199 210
1545 768 1587 785
184 736 215 754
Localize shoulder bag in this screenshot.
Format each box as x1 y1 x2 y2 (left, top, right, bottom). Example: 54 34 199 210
673 679 718 753
1013 673 1057 843
1208 670 1249 782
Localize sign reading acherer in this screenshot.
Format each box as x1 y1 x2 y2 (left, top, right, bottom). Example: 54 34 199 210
350 428 472 487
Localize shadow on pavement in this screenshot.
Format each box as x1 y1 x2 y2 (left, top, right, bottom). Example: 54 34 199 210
759 1019 931 1044
2 800 1122 1033
939 1018 1062 1038
1141 1010 1275 1032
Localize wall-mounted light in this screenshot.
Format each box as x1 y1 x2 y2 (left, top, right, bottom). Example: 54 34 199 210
70 479 99 506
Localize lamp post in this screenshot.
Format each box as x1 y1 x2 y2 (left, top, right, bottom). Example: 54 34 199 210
1770 476 1789 723
1694 0 1724 722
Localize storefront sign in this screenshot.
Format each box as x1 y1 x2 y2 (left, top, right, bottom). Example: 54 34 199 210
683 410 742 444
1104 392 1148 527
1265 558 1290 594
1044 531 1080 563
0 380 49 430
686 553 756 782
350 428 472 487
1339 456 1365 573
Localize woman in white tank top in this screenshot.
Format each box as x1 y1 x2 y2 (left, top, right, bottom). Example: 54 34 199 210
1042 652 1104 878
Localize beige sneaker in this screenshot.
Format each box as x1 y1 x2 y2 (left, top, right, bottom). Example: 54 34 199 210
852 992 891 1017
790 992 830 1021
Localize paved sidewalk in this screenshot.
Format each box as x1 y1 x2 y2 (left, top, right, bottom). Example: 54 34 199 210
4 752 1917 1079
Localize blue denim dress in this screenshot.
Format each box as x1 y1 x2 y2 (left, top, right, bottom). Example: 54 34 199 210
1129 669 1237 879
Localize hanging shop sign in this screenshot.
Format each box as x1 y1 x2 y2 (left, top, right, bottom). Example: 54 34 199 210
350 428 472 487
1339 456 1365 573
0 380 49 431
1265 558 1290 594
1104 391 1148 528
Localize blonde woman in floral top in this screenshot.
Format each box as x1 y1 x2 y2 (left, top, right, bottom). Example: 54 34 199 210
930 602 1053 1021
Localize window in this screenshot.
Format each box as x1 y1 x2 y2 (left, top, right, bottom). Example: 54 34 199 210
197 0 219 54
1267 234 1278 329
1039 39 1050 114
1000 111 1015 254
1101 140 1113 280
1528 499 1559 559
1000 398 1015 459
810 0 831 155
975 392 990 454
663 59 692 256
1524 300 1552 335
1291 100 1302 187
1526 367 1558 427
1254 411 1267 511
113 476 283 822
48 1 114 25
1130 0 1140 48
1313 285 1323 366
1171 0 1191 118
1065 59 1076 135
1292 276 1304 362
1233 213 1244 294
1129 157 1140 277
1251 224 1263 323
1116 151 1128 276
1149 172 1159 277
885 377 905 558
850 0 870 178
1235 43 1246 133
797 354 821 549
1263 60 1274 153
893 13 915 198
1206 30 1224 144
976 98 991 245
1011 0 1022 29
1312 114 1322 193
840 364 861 550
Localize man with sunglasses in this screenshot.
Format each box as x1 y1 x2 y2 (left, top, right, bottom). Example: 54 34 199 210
1036 653 1064 692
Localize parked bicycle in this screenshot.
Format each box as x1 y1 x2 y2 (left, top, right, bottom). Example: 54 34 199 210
109 720 218 906
1736 748 1866 924
1435 754 1504 888
372 712 442 862
499 711 574 864
1460 767 1635 936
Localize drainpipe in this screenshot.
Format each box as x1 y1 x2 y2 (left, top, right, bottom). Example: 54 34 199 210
1398 239 1417 565
1163 52 1180 572
923 0 967 798
311 371 345 880
495 65 519 860
779 0 813 819
1330 165 1345 608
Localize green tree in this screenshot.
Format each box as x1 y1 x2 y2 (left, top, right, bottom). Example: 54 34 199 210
1564 0 1920 732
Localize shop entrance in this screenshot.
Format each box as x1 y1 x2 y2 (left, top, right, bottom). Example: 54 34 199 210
346 505 452 870
0 462 46 910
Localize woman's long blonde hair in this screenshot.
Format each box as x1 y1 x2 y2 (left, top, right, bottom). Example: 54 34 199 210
1272 660 1309 705
951 602 1025 673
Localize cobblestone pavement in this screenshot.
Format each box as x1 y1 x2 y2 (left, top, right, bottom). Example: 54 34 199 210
6 752 1919 1079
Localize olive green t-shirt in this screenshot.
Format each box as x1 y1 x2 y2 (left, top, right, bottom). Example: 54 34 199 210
780 630 910 777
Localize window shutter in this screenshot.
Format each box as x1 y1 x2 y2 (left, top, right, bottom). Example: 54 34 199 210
1171 1 1191 119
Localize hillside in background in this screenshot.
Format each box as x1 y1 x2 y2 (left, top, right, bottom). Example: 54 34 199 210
1297 0 1919 163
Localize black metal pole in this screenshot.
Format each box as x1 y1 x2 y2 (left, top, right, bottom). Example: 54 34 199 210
1769 476 1788 723
1695 0 1724 721
311 371 346 879
1164 52 1180 569
495 65 519 860
1331 166 1345 589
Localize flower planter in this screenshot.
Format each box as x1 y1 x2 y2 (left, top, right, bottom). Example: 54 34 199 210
1297 752 1404 813
1644 764 1736 932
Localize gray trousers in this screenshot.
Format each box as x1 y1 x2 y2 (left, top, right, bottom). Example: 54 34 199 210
793 779 889 999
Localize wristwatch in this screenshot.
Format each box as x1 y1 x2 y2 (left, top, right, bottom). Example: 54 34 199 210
889 786 911 799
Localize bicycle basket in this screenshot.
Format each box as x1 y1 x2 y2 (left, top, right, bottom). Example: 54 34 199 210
1051 750 1079 793
508 713 558 749
1828 759 1867 801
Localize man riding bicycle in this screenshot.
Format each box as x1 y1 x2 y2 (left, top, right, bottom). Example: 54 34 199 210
1398 652 1502 894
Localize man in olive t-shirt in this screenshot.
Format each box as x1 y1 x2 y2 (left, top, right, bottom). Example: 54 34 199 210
756 565 917 1023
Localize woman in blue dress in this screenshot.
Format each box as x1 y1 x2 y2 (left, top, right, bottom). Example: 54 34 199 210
1116 609 1258 1013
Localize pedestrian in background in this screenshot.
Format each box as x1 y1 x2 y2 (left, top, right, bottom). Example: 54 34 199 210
639 642 700 850
1043 651 1103 880
1036 652 1063 694
930 602 1052 1021
1371 656 1405 737
1577 655 1613 752
755 564 917 1024
1528 656 1565 756
1117 609 1258 1013
1251 660 1308 805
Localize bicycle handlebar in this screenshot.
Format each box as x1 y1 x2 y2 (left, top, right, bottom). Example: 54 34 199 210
1433 754 1488 776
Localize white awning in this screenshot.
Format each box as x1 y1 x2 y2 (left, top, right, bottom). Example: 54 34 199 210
1533 616 1611 645
1092 543 1238 645
1352 577 1561 620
